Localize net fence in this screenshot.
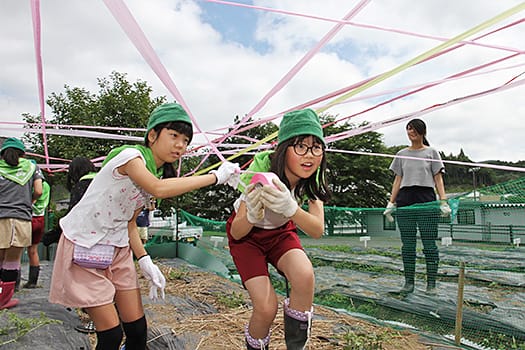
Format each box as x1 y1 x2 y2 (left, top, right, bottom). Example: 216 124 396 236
145 177 525 349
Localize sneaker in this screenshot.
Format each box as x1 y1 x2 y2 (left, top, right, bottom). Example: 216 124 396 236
74 321 96 334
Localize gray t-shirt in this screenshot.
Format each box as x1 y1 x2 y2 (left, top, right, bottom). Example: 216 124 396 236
0 165 43 221
389 147 444 189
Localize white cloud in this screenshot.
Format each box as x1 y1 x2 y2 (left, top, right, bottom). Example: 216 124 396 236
0 0 523 164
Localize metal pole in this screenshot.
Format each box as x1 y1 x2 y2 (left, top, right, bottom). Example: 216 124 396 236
455 261 466 345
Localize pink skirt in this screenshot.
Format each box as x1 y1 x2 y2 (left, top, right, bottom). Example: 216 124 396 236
49 236 139 308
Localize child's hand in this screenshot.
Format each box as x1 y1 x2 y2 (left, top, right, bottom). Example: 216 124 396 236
211 161 240 188
245 184 264 223
138 255 166 300
260 178 298 218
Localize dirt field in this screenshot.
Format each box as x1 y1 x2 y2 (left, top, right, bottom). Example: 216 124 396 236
3 234 501 349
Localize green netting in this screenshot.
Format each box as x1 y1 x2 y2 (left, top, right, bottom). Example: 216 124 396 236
145 177 525 349
179 209 226 232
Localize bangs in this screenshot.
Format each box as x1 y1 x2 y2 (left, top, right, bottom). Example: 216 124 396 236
292 135 325 147
165 121 193 143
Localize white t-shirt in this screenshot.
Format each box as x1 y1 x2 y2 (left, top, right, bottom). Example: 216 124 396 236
61 148 151 248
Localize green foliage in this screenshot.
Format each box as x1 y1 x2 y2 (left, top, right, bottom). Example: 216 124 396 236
0 310 61 346
214 291 247 308
23 71 166 165
323 116 392 208
339 330 387 350
167 266 190 280
441 149 524 192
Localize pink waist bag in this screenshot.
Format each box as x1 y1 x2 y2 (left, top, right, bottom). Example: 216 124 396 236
73 244 115 269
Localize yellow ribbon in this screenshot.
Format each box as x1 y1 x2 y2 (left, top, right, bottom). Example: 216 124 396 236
197 2 525 176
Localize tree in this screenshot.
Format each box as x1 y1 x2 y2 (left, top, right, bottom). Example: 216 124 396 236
23 71 166 162
323 116 392 209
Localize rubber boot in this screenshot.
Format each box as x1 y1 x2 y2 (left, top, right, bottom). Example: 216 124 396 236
23 265 40 289
283 298 313 350
15 269 21 292
0 281 19 309
244 324 270 350
426 261 438 295
399 253 416 295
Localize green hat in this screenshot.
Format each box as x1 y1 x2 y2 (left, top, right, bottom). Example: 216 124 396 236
1 137 25 153
278 108 324 145
145 103 192 142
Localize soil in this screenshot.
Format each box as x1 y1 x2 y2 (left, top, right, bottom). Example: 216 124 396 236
0 235 474 349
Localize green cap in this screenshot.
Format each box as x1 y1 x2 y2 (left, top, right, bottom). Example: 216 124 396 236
1 137 25 153
278 108 324 145
145 103 192 142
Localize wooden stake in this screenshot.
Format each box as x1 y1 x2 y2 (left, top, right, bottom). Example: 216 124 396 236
455 261 466 345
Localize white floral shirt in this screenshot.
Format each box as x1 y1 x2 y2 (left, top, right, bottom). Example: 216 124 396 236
61 148 151 248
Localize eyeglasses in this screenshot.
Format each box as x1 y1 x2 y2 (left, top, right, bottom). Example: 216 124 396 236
291 143 324 157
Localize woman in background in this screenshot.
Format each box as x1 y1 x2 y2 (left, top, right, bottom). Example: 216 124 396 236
384 119 450 295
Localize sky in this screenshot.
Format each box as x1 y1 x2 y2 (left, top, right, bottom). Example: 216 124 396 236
0 0 524 166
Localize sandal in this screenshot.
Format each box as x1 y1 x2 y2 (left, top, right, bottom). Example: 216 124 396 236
74 321 96 334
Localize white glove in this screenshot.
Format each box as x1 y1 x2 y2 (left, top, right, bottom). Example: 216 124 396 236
260 178 298 218
245 184 264 224
138 255 166 300
383 201 396 223
210 161 240 188
440 201 451 217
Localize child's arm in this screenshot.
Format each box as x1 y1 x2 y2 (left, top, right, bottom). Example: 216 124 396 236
229 200 255 240
292 199 325 239
128 208 147 259
121 157 237 199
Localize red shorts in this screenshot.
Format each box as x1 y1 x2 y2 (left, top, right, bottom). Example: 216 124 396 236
31 216 46 245
226 212 303 284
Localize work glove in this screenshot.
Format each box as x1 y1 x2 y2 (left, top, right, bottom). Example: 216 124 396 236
138 255 166 300
245 184 264 224
210 161 240 188
383 201 396 223
260 178 298 218
440 201 451 217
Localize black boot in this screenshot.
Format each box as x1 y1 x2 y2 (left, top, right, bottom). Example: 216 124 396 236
15 269 21 292
283 298 313 350
399 279 414 295
244 324 270 350
426 261 438 295
399 254 416 295
23 266 39 289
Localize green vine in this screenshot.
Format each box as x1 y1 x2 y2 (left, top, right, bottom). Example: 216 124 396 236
0 310 61 346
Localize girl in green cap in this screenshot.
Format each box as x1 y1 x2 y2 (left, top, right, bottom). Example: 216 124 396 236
0 137 43 309
226 108 330 349
49 103 240 350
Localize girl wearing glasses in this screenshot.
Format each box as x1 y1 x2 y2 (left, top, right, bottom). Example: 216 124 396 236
227 108 330 349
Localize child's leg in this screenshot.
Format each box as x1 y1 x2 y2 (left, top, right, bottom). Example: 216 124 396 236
115 288 147 350
277 249 315 311
244 276 277 349
277 249 315 349
86 304 123 350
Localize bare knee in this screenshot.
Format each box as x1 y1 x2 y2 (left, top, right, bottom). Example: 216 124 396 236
252 298 278 323
288 267 315 293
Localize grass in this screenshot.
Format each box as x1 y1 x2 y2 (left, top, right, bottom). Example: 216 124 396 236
0 310 61 346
